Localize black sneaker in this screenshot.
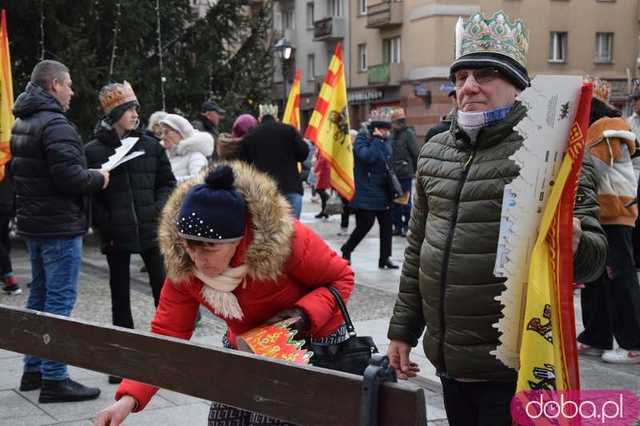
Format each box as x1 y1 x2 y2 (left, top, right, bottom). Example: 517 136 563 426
19 371 42 391
39 378 101 403
2 284 22 295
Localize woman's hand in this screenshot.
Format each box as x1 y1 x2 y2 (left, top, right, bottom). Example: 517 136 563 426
94 396 137 426
266 307 310 334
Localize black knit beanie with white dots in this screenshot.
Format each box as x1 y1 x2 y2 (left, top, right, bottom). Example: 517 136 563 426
176 165 247 243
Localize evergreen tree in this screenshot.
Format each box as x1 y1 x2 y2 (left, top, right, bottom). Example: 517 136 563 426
4 0 274 140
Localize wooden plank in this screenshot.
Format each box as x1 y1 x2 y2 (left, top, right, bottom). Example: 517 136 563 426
0 305 426 426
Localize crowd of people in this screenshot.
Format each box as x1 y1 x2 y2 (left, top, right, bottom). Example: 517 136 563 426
0 8 639 426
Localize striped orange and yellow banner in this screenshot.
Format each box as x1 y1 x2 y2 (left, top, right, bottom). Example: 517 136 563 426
282 70 301 131
0 9 14 181
304 43 354 200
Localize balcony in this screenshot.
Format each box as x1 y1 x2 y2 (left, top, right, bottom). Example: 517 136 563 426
313 16 346 41
367 63 403 86
367 1 403 30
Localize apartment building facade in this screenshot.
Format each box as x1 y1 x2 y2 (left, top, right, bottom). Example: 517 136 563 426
272 0 351 126
351 0 640 138
271 0 640 138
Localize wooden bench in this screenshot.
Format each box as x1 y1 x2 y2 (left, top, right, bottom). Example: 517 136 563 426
0 305 427 426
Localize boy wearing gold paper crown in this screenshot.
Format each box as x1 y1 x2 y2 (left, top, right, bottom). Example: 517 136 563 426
85 82 176 384
386 11 607 425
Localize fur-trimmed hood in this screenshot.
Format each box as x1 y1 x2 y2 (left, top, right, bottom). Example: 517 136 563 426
158 161 294 283
170 130 214 158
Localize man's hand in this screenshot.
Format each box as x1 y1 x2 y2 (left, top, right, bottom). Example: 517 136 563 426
572 217 582 254
387 340 420 380
266 307 310 334
91 169 110 189
94 395 136 426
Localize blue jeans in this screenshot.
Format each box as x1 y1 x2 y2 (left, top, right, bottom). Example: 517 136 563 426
284 192 302 219
23 237 83 380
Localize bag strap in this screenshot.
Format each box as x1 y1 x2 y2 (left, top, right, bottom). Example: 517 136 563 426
327 286 356 337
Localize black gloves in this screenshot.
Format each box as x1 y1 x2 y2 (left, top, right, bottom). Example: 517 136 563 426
266 307 310 334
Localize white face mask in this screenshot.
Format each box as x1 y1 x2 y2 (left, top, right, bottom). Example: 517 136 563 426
456 105 514 141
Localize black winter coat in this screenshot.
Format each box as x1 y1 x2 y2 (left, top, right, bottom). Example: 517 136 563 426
238 121 309 195
390 126 419 179
85 124 176 253
10 83 105 238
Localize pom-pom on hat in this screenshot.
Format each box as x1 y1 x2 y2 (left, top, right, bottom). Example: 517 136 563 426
176 165 247 243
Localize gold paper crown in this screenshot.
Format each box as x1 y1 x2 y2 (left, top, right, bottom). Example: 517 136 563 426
369 108 392 124
99 81 138 114
259 104 279 118
456 10 529 68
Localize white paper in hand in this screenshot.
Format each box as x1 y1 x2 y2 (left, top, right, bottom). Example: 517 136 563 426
101 137 144 171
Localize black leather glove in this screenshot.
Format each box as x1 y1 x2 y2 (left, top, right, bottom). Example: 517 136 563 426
266 307 310 334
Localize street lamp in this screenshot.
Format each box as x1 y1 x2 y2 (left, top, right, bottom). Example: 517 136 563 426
274 37 294 109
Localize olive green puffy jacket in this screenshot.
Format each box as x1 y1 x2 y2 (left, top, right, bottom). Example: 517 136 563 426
387 103 607 382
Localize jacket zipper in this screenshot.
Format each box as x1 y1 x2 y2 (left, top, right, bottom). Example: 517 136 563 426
126 167 141 245
438 149 475 374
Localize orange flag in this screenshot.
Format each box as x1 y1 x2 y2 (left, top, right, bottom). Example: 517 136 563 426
282 70 301 131
0 9 14 181
304 43 353 200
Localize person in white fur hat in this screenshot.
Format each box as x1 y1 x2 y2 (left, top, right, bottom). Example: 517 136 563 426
160 113 214 183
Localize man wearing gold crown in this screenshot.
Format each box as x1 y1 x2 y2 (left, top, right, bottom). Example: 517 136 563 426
386 11 606 425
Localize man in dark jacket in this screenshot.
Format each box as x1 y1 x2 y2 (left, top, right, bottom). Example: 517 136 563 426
191 100 225 160
389 108 418 237
10 60 108 403
85 81 176 385
238 113 309 218
386 12 607 426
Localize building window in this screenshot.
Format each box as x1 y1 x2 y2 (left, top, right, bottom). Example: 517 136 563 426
548 32 567 63
359 0 368 15
282 8 295 30
328 0 343 17
594 32 613 63
383 37 401 64
307 54 316 81
358 44 368 72
306 2 314 28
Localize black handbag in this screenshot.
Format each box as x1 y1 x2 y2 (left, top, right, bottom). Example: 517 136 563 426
383 157 404 201
306 287 379 375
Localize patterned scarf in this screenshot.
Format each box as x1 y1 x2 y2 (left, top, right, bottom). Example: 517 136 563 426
194 264 249 320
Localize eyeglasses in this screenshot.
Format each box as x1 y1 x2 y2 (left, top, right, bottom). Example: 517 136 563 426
453 68 502 88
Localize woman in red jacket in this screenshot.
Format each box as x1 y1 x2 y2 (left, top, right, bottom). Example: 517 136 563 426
95 162 354 426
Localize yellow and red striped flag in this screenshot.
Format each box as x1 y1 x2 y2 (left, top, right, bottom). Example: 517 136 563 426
516 83 592 399
304 43 354 200
282 70 301 131
0 9 14 181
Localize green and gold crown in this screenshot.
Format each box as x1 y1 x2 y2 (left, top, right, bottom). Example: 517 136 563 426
259 104 279 118
456 10 529 68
